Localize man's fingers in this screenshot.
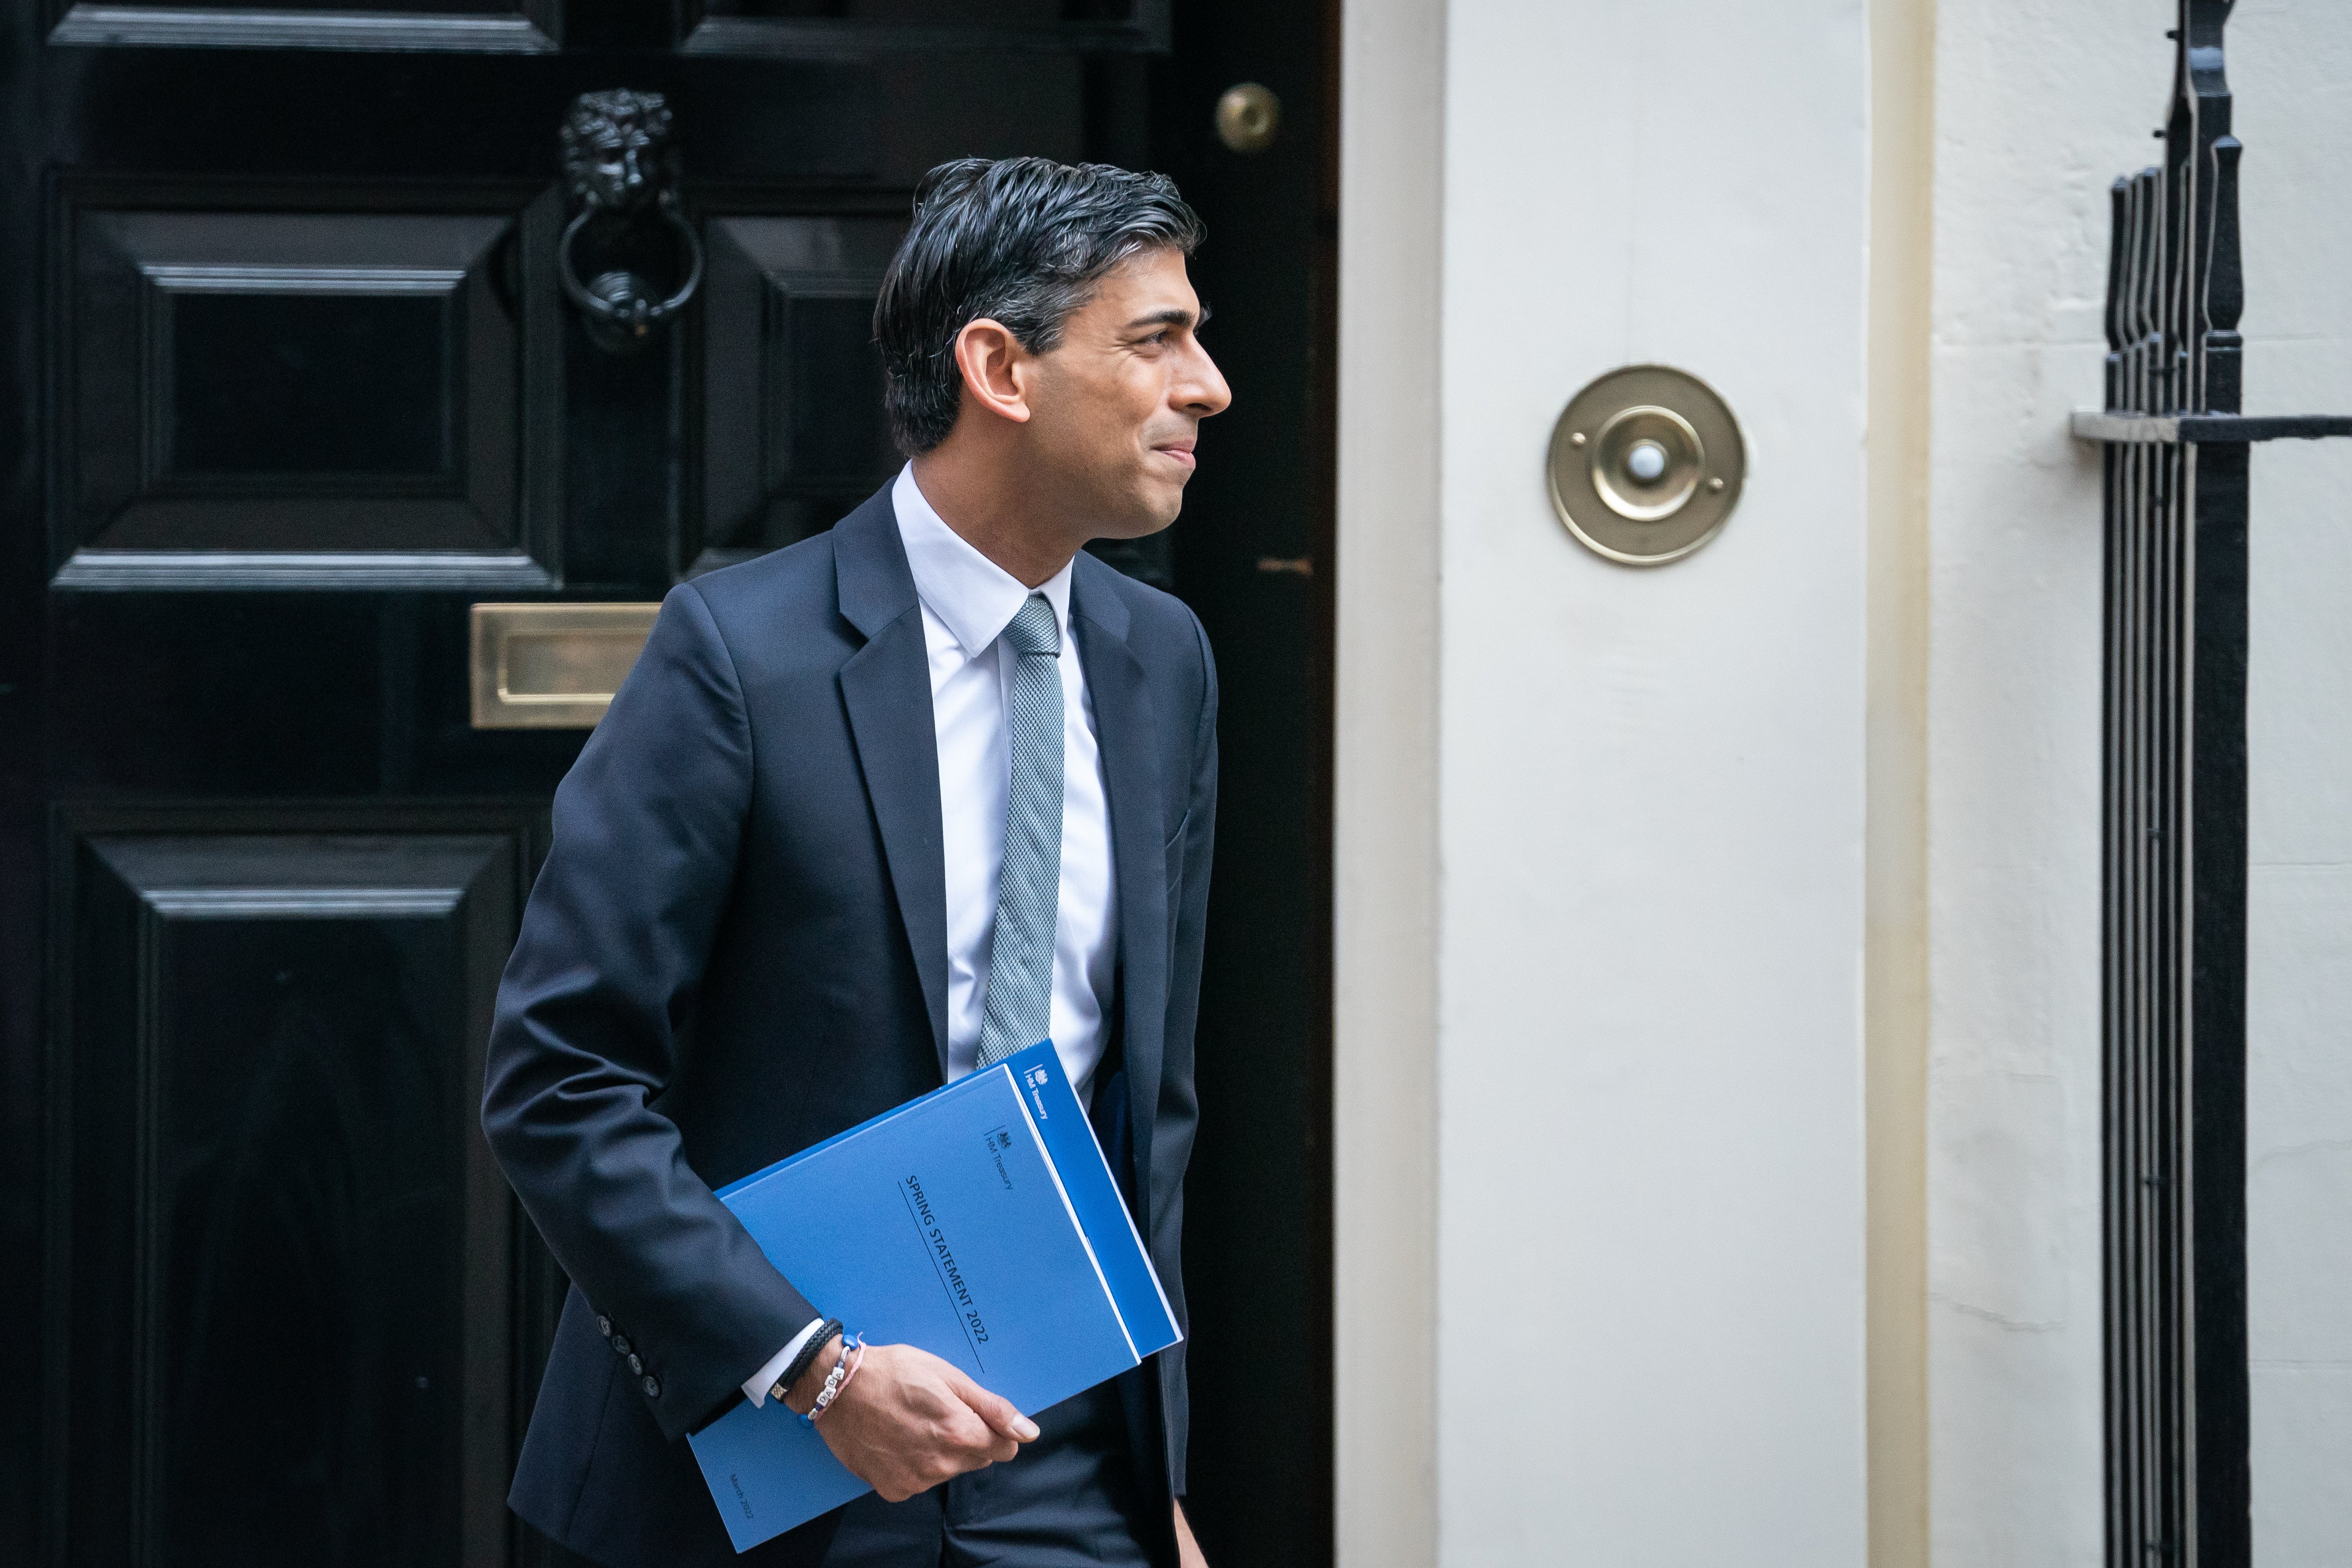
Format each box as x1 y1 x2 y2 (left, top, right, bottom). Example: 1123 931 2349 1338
917 1396 1010 1475
936 1402 996 1450
972 1390 1039 1443
943 1367 1041 1443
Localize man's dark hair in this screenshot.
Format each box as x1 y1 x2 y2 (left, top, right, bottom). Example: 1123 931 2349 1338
873 157 1204 456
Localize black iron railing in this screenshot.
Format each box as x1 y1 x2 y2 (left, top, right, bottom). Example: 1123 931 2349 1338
2075 3 2352 1564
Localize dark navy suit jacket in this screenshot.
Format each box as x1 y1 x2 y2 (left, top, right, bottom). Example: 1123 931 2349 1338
480 485 1216 1568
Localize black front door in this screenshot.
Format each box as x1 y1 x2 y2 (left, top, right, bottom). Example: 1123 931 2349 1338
0 5 1332 1567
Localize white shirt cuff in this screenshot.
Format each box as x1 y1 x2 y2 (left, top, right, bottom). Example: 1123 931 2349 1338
742 1318 830 1408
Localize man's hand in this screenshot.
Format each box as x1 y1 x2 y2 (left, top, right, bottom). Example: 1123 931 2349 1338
787 1339 1039 1502
1174 1499 1208 1568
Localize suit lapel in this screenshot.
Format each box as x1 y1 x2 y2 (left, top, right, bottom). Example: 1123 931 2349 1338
1070 559 1167 1209
830 508 1168 1137
833 489 952 1079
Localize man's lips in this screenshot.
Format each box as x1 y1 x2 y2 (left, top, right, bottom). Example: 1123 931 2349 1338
1152 441 1197 471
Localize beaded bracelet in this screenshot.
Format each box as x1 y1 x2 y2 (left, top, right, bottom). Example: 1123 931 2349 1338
792 1336 850 1425
803 1333 864 1427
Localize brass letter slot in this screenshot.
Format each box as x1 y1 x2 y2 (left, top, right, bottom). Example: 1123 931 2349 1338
470 602 662 730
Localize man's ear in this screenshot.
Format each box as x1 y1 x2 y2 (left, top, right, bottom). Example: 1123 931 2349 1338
951 318 1034 426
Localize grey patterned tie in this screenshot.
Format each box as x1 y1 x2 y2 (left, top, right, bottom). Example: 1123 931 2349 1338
974 593 1063 1069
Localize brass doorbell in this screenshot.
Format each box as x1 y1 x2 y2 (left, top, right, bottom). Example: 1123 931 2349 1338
1547 365 1746 565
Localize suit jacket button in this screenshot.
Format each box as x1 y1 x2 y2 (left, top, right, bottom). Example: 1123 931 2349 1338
629 1354 644 1376
597 1316 612 1337
642 1375 661 1399
611 1334 631 1356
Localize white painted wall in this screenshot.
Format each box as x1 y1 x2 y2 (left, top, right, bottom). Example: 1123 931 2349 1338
1923 6 2158 1562
1339 2 2349 1563
2234 7 2352 1563
1334 1 1442 1564
1434 1 1870 1561
1926 3 2352 1564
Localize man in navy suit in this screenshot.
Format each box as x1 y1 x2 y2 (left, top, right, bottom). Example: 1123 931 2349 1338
481 158 1230 1568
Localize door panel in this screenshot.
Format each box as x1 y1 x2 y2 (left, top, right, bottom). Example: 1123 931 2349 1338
675 0 1166 59
696 215 903 572
56 184 564 587
48 4 562 55
58 823 527 1568
61 203 559 586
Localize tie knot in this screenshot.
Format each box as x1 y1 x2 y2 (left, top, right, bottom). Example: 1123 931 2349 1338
1002 593 1059 658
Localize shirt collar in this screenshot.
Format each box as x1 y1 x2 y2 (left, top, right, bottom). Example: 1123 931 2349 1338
891 462 1073 660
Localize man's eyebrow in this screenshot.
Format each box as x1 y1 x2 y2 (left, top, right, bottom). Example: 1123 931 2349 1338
1124 303 1210 332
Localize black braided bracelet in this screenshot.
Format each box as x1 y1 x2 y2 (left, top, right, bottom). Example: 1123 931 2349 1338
771 1319 842 1402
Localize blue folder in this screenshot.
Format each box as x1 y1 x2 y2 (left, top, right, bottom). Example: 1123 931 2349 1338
685 1042 1181 1552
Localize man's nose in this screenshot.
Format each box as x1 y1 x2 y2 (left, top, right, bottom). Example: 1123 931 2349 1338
1179 342 1233 417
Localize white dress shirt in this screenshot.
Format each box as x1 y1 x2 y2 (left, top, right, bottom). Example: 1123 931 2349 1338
743 463 1119 1405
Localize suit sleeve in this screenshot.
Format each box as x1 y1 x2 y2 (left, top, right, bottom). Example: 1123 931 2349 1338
481 582 818 1442
1155 607 1219 1496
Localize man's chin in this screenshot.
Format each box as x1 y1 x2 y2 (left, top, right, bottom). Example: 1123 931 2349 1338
1138 495 1186 535
1095 483 1185 541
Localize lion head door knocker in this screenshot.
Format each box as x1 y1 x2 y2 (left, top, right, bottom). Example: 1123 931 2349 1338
558 89 703 353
